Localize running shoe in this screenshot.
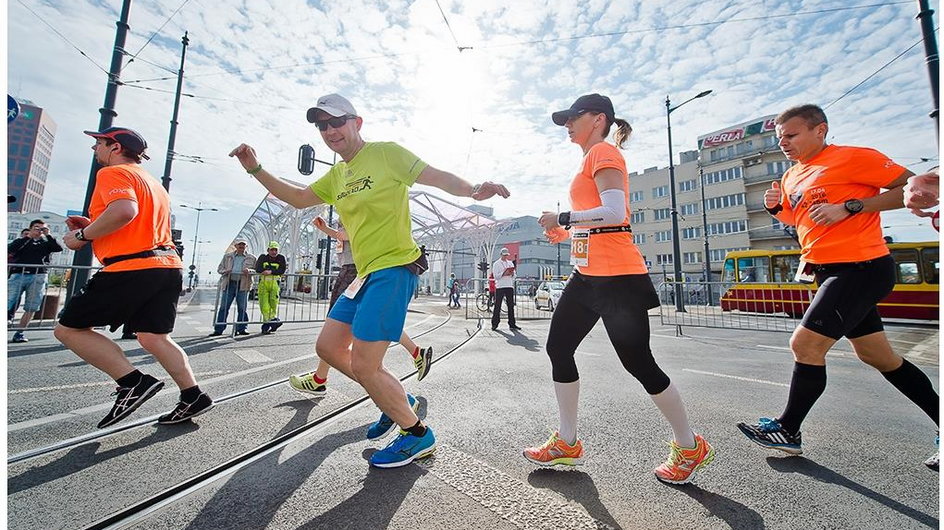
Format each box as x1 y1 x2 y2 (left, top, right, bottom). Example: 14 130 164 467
653 433 715 484
737 417 803 455
367 393 418 440
289 371 326 397
98 373 165 428
414 347 433 382
522 431 584 466
157 392 215 424
369 427 437 468
11 332 27 343
925 433 939 472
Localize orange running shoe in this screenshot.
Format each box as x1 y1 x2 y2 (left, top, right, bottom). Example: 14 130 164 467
653 433 715 484
523 431 584 466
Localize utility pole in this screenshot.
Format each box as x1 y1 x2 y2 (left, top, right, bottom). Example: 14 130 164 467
161 32 189 192
916 0 940 139
69 0 133 302
698 163 712 305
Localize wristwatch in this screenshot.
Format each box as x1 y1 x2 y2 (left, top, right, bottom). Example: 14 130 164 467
558 211 572 228
844 199 864 215
75 228 92 242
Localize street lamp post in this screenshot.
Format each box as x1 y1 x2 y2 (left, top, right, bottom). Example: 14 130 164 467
180 202 218 290
666 90 712 312
698 162 712 305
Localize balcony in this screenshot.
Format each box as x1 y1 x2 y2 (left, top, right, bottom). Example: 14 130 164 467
744 172 780 185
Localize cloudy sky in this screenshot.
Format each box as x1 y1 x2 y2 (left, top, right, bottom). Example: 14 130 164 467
7 0 940 270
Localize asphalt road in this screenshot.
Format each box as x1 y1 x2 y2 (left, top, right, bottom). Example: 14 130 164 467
6 289 939 529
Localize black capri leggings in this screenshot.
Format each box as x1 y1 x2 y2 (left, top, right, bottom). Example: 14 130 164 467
545 271 670 395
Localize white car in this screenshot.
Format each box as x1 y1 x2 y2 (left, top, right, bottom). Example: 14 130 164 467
534 281 565 311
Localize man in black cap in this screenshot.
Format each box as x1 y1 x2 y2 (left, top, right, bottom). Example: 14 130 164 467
55 126 214 428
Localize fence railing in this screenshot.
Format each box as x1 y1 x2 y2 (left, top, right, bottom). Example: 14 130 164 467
7 263 103 332
461 278 554 321
658 280 814 333
210 272 336 335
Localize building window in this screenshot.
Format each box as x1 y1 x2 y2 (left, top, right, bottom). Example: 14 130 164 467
710 247 750 262
766 161 790 175
706 220 748 235
705 166 742 185
682 227 702 239
681 203 698 216
629 190 644 203
652 185 669 199
705 193 745 211
656 254 673 265
654 208 671 221
679 179 697 192
633 233 646 245
631 211 645 224
655 230 672 242
684 252 702 264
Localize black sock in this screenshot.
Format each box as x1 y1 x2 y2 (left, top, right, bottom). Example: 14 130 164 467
882 359 939 426
115 370 143 388
406 421 427 437
180 385 202 402
778 362 827 435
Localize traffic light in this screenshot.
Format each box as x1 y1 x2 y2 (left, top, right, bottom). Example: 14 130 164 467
477 261 488 272
315 253 323 270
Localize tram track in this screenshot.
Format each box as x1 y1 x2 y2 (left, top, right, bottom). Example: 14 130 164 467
8 311 456 466
80 317 483 530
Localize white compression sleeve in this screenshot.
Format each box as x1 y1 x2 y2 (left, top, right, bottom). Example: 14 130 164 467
568 188 626 226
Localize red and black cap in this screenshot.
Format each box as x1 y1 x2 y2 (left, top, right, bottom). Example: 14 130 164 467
552 94 615 126
84 126 150 160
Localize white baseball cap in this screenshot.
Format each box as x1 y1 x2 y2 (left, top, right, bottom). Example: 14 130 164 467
500 247 510 255
307 94 358 122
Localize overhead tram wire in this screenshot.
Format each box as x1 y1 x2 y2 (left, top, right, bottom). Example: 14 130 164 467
120 0 193 73
14 0 110 75
475 1 913 50
824 35 931 109
120 82 296 110
434 0 471 52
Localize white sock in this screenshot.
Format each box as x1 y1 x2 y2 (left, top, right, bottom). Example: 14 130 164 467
650 382 696 448
554 380 580 445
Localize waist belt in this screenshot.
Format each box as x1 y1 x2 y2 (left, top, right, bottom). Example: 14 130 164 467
587 225 632 235
9 267 45 274
102 246 177 266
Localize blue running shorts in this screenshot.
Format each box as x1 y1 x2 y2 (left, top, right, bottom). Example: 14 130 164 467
327 266 418 342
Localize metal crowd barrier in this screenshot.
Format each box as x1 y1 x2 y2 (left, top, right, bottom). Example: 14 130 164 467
461 278 553 321
658 280 815 334
210 272 334 335
7 263 102 332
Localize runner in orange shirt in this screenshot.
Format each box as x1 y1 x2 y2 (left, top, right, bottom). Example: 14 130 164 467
737 104 939 470
525 94 714 484
56 127 214 428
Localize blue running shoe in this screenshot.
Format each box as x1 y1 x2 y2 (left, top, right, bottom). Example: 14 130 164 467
925 433 939 471
370 427 436 468
366 393 418 440
737 417 802 455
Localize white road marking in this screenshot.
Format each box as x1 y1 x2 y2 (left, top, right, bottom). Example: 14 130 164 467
575 350 601 357
233 348 272 363
8 371 227 394
682 368 789 387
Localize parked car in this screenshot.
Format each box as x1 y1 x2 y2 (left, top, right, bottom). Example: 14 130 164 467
534 281 565 311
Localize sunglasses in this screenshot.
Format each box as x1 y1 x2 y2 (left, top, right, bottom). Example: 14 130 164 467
313 115 355 131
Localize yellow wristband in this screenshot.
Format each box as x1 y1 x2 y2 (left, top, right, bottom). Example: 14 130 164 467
247 164 263 175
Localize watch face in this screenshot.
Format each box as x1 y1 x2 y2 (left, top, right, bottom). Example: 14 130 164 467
846 199 863 213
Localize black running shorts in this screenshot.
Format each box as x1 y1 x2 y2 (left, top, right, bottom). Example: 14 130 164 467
58 268 183 334
800 254 895 340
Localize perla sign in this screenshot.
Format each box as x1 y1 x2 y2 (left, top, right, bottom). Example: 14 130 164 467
699 117 776 149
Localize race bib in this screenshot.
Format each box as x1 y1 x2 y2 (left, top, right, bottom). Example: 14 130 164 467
794 260 815 284
343 275 367 298
570 229 589 267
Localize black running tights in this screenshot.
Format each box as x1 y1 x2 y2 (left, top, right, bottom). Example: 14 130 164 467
545 288 670 395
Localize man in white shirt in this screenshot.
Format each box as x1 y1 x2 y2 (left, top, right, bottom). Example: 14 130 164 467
491 247 521 331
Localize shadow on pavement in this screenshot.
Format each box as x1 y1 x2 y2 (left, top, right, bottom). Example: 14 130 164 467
527 468 623 530
493 329 542 352
665 483 766 529
8 422 201 494
766 456 938 528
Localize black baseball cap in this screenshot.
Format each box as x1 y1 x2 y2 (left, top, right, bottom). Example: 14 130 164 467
552 94 615 126
83 126 150 160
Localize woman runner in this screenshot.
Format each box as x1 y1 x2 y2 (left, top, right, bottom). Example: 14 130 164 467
526 93 714 484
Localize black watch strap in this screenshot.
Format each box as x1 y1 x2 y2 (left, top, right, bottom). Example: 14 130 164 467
765 204 783 215
558 211 571 228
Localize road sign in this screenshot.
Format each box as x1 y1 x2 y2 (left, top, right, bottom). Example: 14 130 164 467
7 95 19 123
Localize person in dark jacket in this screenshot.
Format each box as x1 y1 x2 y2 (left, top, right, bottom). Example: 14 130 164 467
8 219 62 342
256 241 287 334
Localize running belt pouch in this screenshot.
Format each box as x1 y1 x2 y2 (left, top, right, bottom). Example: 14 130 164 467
405 251 429 276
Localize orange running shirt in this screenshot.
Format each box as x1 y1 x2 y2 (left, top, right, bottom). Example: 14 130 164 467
568 142 648 276
89 164 182 272
778 144 906 264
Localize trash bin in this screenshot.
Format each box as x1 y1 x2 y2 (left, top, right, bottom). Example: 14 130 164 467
40 294 60 320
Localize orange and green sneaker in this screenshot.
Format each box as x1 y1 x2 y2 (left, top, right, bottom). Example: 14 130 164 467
523 431 584 466
653 433 715 484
